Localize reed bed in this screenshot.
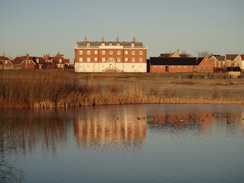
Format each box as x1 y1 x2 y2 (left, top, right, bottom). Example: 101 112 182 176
0 70 244 108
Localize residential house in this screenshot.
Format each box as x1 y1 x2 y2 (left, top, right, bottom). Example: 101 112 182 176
225 54 241 67
12 54 36 69
0 56 13 70
148 56 213 73
74 37 147 73
52 52 70 69
209 55 226 73
239 55 244 71
226 67 241 78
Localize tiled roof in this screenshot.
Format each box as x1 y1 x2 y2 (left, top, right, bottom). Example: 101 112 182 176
12 56 27 64
0 56 10 60
226 54 239 60
241 55 244 60
211 55 225 61
149 57 204 66
226 67 241 71
77 41 144 48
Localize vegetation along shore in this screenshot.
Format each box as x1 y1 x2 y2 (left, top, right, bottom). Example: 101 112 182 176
0 70 244 108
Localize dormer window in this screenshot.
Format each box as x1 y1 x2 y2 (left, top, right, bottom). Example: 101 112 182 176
36 58 39 63
101 43 105 46
131 43 134 48
109 43 112 46
87 43 90 48
59 59 62 63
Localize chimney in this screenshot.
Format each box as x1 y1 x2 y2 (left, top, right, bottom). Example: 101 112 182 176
101 37 104 42
27 53 29 61
84 37 88 42
133 37 136 43
116 37 119 43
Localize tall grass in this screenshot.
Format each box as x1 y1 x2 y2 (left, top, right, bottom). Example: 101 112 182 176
0 70 244 108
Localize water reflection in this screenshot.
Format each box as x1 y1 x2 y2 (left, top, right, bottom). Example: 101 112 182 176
0 105 244 183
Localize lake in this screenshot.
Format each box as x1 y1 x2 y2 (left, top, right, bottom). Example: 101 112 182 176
1 104 244 183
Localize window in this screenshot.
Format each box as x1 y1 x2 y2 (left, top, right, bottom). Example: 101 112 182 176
79 51 83 55
139 58 143 62
109 51 113 55
94 58 97 61
102 51 105 55
101 43 105 46
125 58 128 61
132 58 135 62
87 58 90 62
117 51 120 55
87 43 90 47
59 59 62 63
132 51 135 55
117 58 121 62
131 43 134 48
102 58 105 62
79 58 83 62
125 51 128 54
87 51 90 55
94 50 98 54
139 51 143 55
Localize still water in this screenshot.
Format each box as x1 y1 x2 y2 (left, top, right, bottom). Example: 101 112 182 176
1 104 244 183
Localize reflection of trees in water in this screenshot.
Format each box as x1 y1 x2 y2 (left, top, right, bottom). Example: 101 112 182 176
0 109 71 183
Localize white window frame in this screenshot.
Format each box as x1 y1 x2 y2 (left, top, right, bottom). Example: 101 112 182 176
139 58 143 62
139 51 143 55
132 58 135 62
87 51 90 55
125 51 128 55
94 58 98 62
94 50 98 54
102 51 105 55
132 51 135 55
79 51 83 55
117 51 120 55
102 58 106 62
87 58 90 62
125 58 128 62
117 58 121 62
109 51 113 55
79 58 83 62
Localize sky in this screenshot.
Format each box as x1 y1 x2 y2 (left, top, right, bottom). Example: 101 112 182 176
0 0 244 63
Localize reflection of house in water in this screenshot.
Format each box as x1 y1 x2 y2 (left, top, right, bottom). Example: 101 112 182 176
147 113 214 133
74 116 146 150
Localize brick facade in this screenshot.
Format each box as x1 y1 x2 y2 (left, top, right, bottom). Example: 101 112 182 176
74 37 147 72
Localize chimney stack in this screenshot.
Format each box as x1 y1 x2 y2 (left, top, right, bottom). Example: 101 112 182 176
116 37 119 43
84 37 88 42
101 37 104 42
133 37 136 43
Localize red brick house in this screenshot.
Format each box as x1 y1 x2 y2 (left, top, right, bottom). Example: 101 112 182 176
12 54 36 69
209 55 226 73
52 52 70 69
148 56 214 73
0 56 13 70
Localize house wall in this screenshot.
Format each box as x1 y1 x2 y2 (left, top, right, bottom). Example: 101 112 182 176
210 57 225 73
196 57 214 73
150 65 194 73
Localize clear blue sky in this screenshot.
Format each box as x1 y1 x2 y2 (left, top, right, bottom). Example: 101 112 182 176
0 0 244 63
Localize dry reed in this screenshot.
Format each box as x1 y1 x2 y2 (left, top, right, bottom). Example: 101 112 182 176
0 70 244 108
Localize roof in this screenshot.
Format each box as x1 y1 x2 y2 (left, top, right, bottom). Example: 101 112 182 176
12 56 28 64
226 67 241 72
241 55 244 60
211 55 225 61
76 41 144 48
149 57 204 66
0 56 10 60
226 54 239 60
